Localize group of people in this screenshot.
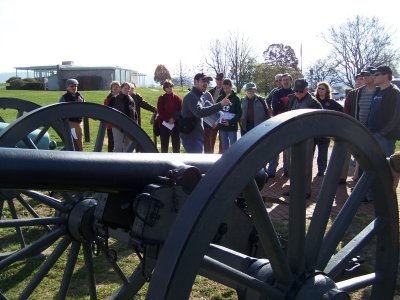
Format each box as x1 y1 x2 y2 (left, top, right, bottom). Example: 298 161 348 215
156 73 273 154
60 78 156 152
59 65 400 195
343 65 400 197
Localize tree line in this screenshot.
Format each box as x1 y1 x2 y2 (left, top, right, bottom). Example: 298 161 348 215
154 15 399 94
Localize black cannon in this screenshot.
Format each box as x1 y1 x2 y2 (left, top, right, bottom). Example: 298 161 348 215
0 103 398 299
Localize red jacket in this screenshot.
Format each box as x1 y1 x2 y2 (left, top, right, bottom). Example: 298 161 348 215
104 95 113 129
156 93 182 124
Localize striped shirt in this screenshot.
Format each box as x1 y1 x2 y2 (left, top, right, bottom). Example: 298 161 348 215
358 86 375 126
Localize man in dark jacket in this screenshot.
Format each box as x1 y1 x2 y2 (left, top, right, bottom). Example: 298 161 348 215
283 79 322 199
367 65 400 157
345 66 377 124
180 73 231 153
268 73 294 177
265 73 283 109
129 83 156 127
59 78 85 151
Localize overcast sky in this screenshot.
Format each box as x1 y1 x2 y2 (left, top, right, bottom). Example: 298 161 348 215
0 0 399 78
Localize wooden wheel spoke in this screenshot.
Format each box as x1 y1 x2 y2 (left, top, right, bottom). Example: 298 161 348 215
33 125 50 145
6 199 26 248
201 255 284 299
317 171 376 269
287 140 311 274
305 140 347 269
324 218 384 278
21 190 68 213
110 261 153 299
94 121 106 152
20 237 71 299
61 119 75 151
336 273 377 293
0 227 66 271
83 243 98 299
0 217 65 227
243 180 293 285
21 136 38 149
57 241 81 300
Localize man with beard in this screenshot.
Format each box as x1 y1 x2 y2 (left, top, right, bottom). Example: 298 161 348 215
180 73 231 153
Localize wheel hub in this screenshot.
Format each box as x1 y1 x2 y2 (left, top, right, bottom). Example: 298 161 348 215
288 271 350 300
68 198 97 242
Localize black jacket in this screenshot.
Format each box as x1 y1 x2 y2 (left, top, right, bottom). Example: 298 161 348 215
59 91 85 123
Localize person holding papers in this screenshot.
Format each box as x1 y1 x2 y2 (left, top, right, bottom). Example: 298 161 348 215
156 80 182 153
216 78 242 152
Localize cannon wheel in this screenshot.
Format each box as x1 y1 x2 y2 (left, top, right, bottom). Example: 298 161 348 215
0 102 157 152
0 102 157 299
0 97 41 123
148 110 398 299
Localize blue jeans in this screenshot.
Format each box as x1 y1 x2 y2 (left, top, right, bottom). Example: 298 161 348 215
314 138 330 174
267 152 289 175
373 132 396 157
181 137 203 153
267 156 278 175
219 130 237 152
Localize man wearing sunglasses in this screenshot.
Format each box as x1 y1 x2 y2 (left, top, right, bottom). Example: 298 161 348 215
356 66 379 126
367 65 400 157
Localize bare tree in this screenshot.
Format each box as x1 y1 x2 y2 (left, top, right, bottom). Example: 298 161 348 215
204 33 255 92
225 33 254 93
263 43 300 71
205 39 228 76
305 59 341 89
173 60 191 90
323 16 400 87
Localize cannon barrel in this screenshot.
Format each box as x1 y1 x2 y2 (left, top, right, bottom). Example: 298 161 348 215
0 148 220 192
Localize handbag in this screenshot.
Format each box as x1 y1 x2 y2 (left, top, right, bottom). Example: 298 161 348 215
151 111 160 136
178 116 197 134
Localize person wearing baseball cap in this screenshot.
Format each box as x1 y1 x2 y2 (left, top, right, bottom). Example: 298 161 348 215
240 82 270 135
59 78 85 151
367 65 400 157
360 66 377 76
180 72 231 153
282 79 322 199
265 73 283 109
350 66 379 127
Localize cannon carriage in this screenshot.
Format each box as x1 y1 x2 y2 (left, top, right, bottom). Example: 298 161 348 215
0 100 398 299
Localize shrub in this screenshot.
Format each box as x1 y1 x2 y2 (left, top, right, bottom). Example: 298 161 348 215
6 76 21 84
6 78 44 90
22 78 38 83
22 82 44 90
8 78 25 89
